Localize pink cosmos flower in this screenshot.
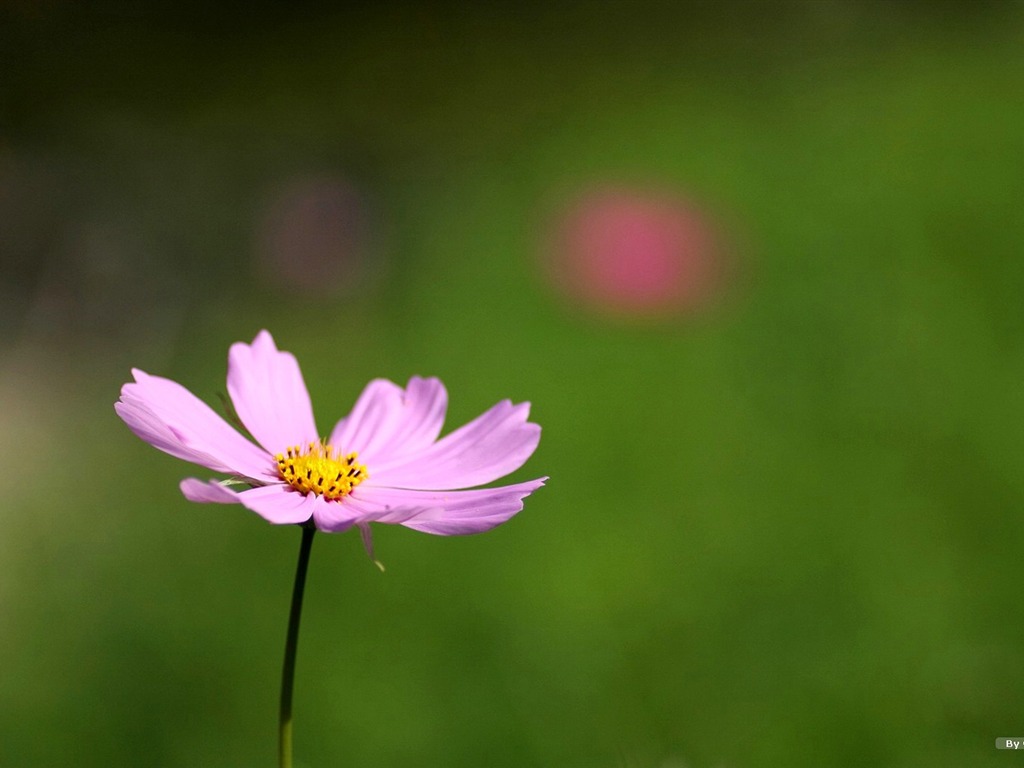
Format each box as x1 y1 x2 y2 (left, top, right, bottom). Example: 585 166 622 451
115 331 545 549
546 186 726 318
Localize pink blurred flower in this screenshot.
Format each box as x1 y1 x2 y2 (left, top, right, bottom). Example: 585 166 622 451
115 331 544 548
548 186 726 317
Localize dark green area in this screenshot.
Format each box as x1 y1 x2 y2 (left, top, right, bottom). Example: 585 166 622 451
2 2 1024 766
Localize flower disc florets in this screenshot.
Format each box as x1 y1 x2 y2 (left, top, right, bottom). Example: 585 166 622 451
275 441 367 501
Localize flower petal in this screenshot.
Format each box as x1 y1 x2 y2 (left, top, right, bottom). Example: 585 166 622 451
180 478 243 503
236 484 317 525
311 493 364 533
116 369 273 479
329 376 448 465
339 477 547 535
377 376 448 458
327 379 403 458
369 400 540 490
227 330 319 455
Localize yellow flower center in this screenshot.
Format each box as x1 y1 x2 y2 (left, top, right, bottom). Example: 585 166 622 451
275 441 368 500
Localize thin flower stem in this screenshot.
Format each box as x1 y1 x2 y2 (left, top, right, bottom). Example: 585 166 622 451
280 524 316 768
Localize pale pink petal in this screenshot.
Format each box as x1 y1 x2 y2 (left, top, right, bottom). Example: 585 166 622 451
369 400 540 490
329 376 448 465
180 478 243 503
331 493 422 525
342 477 546 535
236 484 317 525
227 330 319 455
372 376 448 459
310 494 364 533
327 379 404 459
117 369 274 480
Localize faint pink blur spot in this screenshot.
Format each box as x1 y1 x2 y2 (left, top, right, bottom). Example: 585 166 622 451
257 176 377 296
547 186 728 318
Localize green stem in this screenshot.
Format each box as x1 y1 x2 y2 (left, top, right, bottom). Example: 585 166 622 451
280 524 316 768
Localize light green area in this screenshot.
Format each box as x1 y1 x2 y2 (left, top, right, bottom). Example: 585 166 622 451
2 4 1024 766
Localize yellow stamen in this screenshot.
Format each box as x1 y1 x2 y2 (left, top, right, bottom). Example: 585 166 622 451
275 441 368 500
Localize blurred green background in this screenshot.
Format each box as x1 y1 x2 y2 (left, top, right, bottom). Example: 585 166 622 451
3 1 1024 766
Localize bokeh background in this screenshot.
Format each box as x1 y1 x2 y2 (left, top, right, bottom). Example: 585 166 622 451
3 2 1024 766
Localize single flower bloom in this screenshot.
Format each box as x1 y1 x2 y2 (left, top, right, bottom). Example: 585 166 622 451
115 331 545 554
